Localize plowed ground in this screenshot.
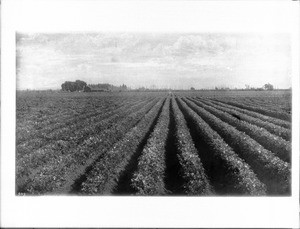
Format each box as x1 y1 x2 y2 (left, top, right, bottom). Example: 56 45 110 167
16 90 291 196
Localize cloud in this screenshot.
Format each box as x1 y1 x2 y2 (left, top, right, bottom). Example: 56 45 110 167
170 35 237 56
16 32 291 89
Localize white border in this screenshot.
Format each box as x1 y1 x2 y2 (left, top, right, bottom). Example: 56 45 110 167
1 0 299 228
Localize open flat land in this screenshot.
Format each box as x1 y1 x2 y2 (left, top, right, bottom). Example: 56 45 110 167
16 90 291 196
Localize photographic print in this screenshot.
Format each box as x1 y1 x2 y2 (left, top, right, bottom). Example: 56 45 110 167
1 0 299 228
16 32 291 196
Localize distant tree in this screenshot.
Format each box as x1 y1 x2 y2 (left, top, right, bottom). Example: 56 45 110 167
61 80 87 92
61 81 74 92
75 80 87 90
191 87 195 90
263 83 274 91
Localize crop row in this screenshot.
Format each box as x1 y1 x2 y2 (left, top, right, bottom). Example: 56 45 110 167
16 97 154 161
16 98 152 187
16 98 160 194
215 99 291 122
17 93 161 143
190 98 291 162
206 98 291 129
16 95 106 141
130 98 171 195
199 98 291 141
183 98 290 194
171 97 213 195
16 93 134 124
177 98 267 195
80 99 165 194
16 96 145 144
43 97 153 143
229 97 291 113
16 98 157 181
16 92 291 196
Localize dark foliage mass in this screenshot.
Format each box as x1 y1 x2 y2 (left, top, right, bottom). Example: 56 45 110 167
61 80 87 92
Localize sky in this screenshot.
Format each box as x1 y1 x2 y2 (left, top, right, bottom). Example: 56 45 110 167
16 32 291 90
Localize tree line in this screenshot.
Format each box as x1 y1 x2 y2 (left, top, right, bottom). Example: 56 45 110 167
61 80 277 92
61 80 129 92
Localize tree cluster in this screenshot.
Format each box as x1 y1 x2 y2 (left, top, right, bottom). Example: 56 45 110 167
61 80 87 92
263 83 274 90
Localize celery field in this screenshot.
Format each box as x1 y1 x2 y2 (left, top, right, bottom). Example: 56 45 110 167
16 90 291 196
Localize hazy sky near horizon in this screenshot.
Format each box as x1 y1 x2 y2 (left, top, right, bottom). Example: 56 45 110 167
16 33 291 90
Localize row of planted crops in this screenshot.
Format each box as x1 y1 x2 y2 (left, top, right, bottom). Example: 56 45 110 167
16 91 291 195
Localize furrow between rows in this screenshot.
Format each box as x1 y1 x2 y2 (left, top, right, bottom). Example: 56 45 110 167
79 98 165 195
197 98 291 141
16 96 131 144
190 98 291 163
177 98 267 195
206 98 291 129
171 97 213 195
16 97 152 158
214 99 291 122
183 98 290 195
130 98 171 195
16 98 156 177
17 98 160 194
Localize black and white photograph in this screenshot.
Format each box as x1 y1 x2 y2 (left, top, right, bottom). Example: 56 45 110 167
1 0 299 228
16 32 292 196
